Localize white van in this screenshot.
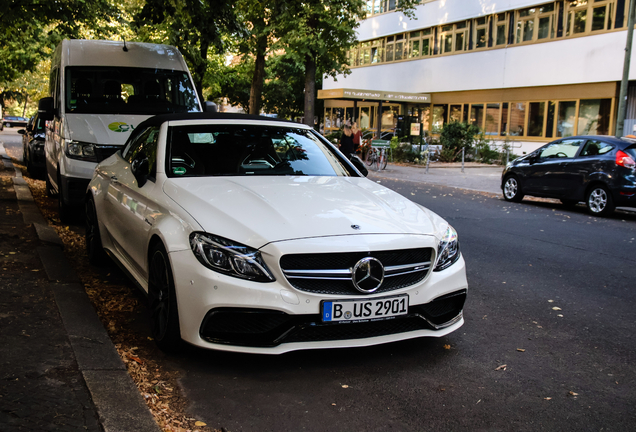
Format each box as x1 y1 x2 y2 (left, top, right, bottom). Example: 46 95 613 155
39 39 203 220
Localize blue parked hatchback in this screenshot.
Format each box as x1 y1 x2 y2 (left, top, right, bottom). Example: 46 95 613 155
501 136 636 216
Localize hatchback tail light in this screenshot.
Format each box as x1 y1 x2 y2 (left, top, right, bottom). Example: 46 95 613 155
616 150 636 169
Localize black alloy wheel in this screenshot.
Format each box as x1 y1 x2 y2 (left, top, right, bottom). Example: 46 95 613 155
586 185 615 217
148 243 182 352
365 149 374 167
85 197 108 266
503 175 524 202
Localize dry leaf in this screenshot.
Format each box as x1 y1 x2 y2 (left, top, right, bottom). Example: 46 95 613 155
341 385 349 388
443 344 451 350
569 391 579 396
544 397 552 400
194 421 207 426
552 307 562 311
495 364 507 371
517 348 526 352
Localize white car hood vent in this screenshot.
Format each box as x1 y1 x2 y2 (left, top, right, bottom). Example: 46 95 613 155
163 176 436 247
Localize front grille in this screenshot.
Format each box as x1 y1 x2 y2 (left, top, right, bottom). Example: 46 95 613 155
199 290 466 348
280 248 434 295
95 145 121 162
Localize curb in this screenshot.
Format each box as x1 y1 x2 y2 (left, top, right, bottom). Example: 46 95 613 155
0 143 160 432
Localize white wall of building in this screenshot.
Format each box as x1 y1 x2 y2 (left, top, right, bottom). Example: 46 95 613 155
324 31 631 94
357 0 562 41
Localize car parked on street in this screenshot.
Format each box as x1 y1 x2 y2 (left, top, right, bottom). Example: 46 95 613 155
86 113 468 354
18 114 46 176
2 115 28 129
502 135 636 216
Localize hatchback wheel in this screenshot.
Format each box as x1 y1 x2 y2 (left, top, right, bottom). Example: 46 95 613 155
586 185 615 217
148 243 182 352
503 175 524 202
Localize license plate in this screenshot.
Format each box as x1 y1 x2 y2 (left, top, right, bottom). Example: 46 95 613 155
322 295 408 323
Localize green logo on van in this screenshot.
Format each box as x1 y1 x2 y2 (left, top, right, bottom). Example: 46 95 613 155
108 122 135 132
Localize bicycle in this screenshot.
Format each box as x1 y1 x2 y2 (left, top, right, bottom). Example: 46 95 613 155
365 146 388 170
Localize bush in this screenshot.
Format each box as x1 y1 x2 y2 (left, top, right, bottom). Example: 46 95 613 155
438 122 481 162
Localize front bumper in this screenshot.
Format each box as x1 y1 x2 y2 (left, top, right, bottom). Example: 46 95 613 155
170 234 468 354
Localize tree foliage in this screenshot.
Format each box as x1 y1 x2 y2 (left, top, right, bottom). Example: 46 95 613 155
134 0 244 101
0 0 117 83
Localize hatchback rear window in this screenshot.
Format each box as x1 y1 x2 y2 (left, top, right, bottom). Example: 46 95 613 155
625 145 636 159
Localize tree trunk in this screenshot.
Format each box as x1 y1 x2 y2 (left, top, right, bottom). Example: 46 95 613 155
22 93 28 117
303 55 316 128
249 49 266 115
195 42 209 104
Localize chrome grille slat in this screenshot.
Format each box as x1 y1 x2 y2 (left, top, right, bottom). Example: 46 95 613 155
279 248 434 295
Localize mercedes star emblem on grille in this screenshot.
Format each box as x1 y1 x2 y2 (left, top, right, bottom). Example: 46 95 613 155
352 257 385 293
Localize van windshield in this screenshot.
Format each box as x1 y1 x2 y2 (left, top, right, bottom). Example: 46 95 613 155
65 66 201 115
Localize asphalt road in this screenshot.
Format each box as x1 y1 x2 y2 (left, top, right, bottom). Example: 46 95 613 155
3 128 636 431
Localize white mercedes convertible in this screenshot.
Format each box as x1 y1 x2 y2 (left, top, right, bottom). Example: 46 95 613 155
86 113 467 354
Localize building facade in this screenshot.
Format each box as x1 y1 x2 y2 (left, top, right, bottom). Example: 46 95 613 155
320 0 635 154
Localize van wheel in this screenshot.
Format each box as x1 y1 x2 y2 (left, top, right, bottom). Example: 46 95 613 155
148 243 182 353
586 185 615 217
57 175 75 223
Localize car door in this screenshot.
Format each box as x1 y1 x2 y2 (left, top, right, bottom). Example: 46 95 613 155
103 126 161 278
523 139 584 196
564 139 615 198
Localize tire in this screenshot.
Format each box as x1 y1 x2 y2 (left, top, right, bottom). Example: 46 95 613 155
25 148 34 176
560 199 578 207
586 185 615 217
380 151 388 170
45 174 56 197
148 243 182 352
365 149 374 167
502 175 524 202
58 184 73 223
85 197 108 266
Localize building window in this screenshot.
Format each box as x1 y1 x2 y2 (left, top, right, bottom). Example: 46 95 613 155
566 0 589 35
527 102 546 136
439 22 468 54
394 34 405 60
578 99 612 135
432 104 448 133
474 17 489 49
470 104 485 128
509 102 526 136
450 104 463 122
495 13 508 46
500 103 509 135
557 101 577 137
485 103 500 135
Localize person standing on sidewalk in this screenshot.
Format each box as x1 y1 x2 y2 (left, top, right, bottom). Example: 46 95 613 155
339 124 355 156
352 122 362 155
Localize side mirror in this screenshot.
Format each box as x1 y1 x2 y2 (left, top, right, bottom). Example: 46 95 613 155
131 155 150 187
204 101 217 113
18 129 26 135
38 97 55 121
349 154 368 177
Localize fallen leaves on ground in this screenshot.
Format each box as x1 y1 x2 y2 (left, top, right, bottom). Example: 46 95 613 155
21 172 216 432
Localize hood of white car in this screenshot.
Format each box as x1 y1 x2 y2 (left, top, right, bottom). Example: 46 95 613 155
64 114 152 145
163 176 442 247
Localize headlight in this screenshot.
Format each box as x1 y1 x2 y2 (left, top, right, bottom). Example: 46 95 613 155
190 233 275 282
434 225 460 272
65 140 97 162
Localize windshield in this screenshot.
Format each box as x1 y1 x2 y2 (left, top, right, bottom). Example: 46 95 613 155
167 125 356 177
65 66 200 114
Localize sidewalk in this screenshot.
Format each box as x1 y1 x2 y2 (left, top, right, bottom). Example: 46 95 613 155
367 162 504 194
0 143 159 432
